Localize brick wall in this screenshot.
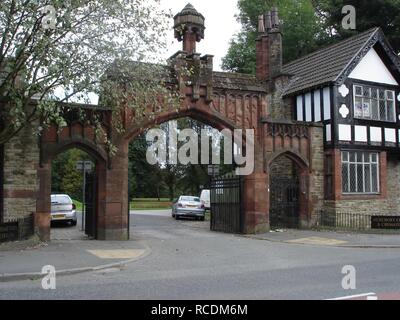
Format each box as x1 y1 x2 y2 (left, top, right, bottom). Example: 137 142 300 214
3 121 39 221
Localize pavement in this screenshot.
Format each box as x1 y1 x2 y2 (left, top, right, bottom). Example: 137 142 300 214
0 211 150 282
244 228 400 248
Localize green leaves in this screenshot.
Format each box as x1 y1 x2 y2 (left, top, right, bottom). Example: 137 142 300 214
222 0 323 74
0 0 174 144
313 0 400 52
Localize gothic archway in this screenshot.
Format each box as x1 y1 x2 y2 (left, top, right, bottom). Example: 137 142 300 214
37 139 107 241
267 151 310 229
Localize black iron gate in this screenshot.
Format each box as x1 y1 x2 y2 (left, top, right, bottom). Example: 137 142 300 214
269 176 299 229
85 171 97 238
210 176 243 234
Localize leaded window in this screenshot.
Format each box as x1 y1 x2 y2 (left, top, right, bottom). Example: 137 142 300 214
342 151 379 194
353 85 396 122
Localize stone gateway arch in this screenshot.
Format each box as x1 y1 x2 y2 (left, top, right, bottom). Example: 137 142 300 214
2 4 322 241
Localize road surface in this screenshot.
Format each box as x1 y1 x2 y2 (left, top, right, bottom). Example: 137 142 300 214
1 210 400 300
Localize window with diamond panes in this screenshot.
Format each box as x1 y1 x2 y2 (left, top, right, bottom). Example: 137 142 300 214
354 85 395 122
342 151 379 194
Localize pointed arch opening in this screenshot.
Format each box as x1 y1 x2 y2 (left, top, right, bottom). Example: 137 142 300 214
268 150 310 229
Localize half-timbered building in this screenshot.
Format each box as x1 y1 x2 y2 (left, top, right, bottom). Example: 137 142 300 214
269 25 400 225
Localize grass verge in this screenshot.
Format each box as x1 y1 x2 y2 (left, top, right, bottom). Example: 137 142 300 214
130 198 172 210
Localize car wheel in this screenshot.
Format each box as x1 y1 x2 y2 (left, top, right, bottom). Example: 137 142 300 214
71 220 77 226
200 217 205 221
175 215 180 220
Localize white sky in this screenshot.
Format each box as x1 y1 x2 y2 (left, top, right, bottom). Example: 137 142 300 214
160 1 241 71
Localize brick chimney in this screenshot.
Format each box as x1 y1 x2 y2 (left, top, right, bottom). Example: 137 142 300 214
255 13 269 81
256 8 282 81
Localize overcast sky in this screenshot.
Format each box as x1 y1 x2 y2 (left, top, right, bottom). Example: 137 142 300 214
160 0 241 71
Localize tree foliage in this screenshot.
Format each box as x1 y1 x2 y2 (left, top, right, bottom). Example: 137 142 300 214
128 135 166 200
51 148 92 201
128 118 235 201
223 0 400 74
313 0 400 53
222 0 323 73
0 0 174 145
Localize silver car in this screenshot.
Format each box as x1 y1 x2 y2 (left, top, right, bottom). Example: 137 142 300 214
51 194 77 226
172 196 205 221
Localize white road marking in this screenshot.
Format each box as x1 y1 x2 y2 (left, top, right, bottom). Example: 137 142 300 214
327 292 377 300
87 249 146 259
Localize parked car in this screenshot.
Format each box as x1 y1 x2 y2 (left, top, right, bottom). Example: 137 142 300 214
172 196 205 221
200 189 210 210
51 194 77 226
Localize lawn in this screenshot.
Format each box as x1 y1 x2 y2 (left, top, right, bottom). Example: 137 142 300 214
73 198 172 211
130 198 172 210
73 200 83 211
74 198 211 218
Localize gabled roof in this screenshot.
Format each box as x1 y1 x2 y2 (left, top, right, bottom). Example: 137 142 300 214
282 28 400 96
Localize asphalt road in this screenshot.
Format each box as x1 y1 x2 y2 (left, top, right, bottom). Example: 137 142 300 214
1 210 400 300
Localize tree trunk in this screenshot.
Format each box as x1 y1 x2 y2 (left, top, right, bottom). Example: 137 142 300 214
169 185 174 201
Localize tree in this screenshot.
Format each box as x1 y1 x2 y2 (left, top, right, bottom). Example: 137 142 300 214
128 134 166 200
0 0 174 145
222 0 323 74
51 148 91 201
128 118 231 201
312 0 400 53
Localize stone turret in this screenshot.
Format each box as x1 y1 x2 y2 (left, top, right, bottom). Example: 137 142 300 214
174 3 205 54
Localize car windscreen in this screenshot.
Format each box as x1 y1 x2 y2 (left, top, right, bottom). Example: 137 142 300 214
180 197 200 202
51 195 71 204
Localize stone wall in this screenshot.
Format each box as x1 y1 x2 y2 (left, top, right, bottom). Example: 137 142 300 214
2 121 39 221
270 154 296 177
322 154 400 229
267 75 293 120
309 125 325 226
386 155 400 214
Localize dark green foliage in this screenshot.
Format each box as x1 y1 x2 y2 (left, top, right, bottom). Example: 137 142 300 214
51 149 93 201
128 136 166 200
222 0 323 73
313 0 400 53
128 118 234 201
223 0 400 75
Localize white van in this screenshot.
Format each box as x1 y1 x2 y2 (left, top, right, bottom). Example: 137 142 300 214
200 189 210 210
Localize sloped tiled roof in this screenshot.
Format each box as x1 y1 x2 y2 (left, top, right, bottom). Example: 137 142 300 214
282 28 381 96
213 71 267 92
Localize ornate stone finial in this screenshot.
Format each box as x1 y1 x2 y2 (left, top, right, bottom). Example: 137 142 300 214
258 15 265 33
265 11 272 31
174 3 205 54
271 7 280 30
